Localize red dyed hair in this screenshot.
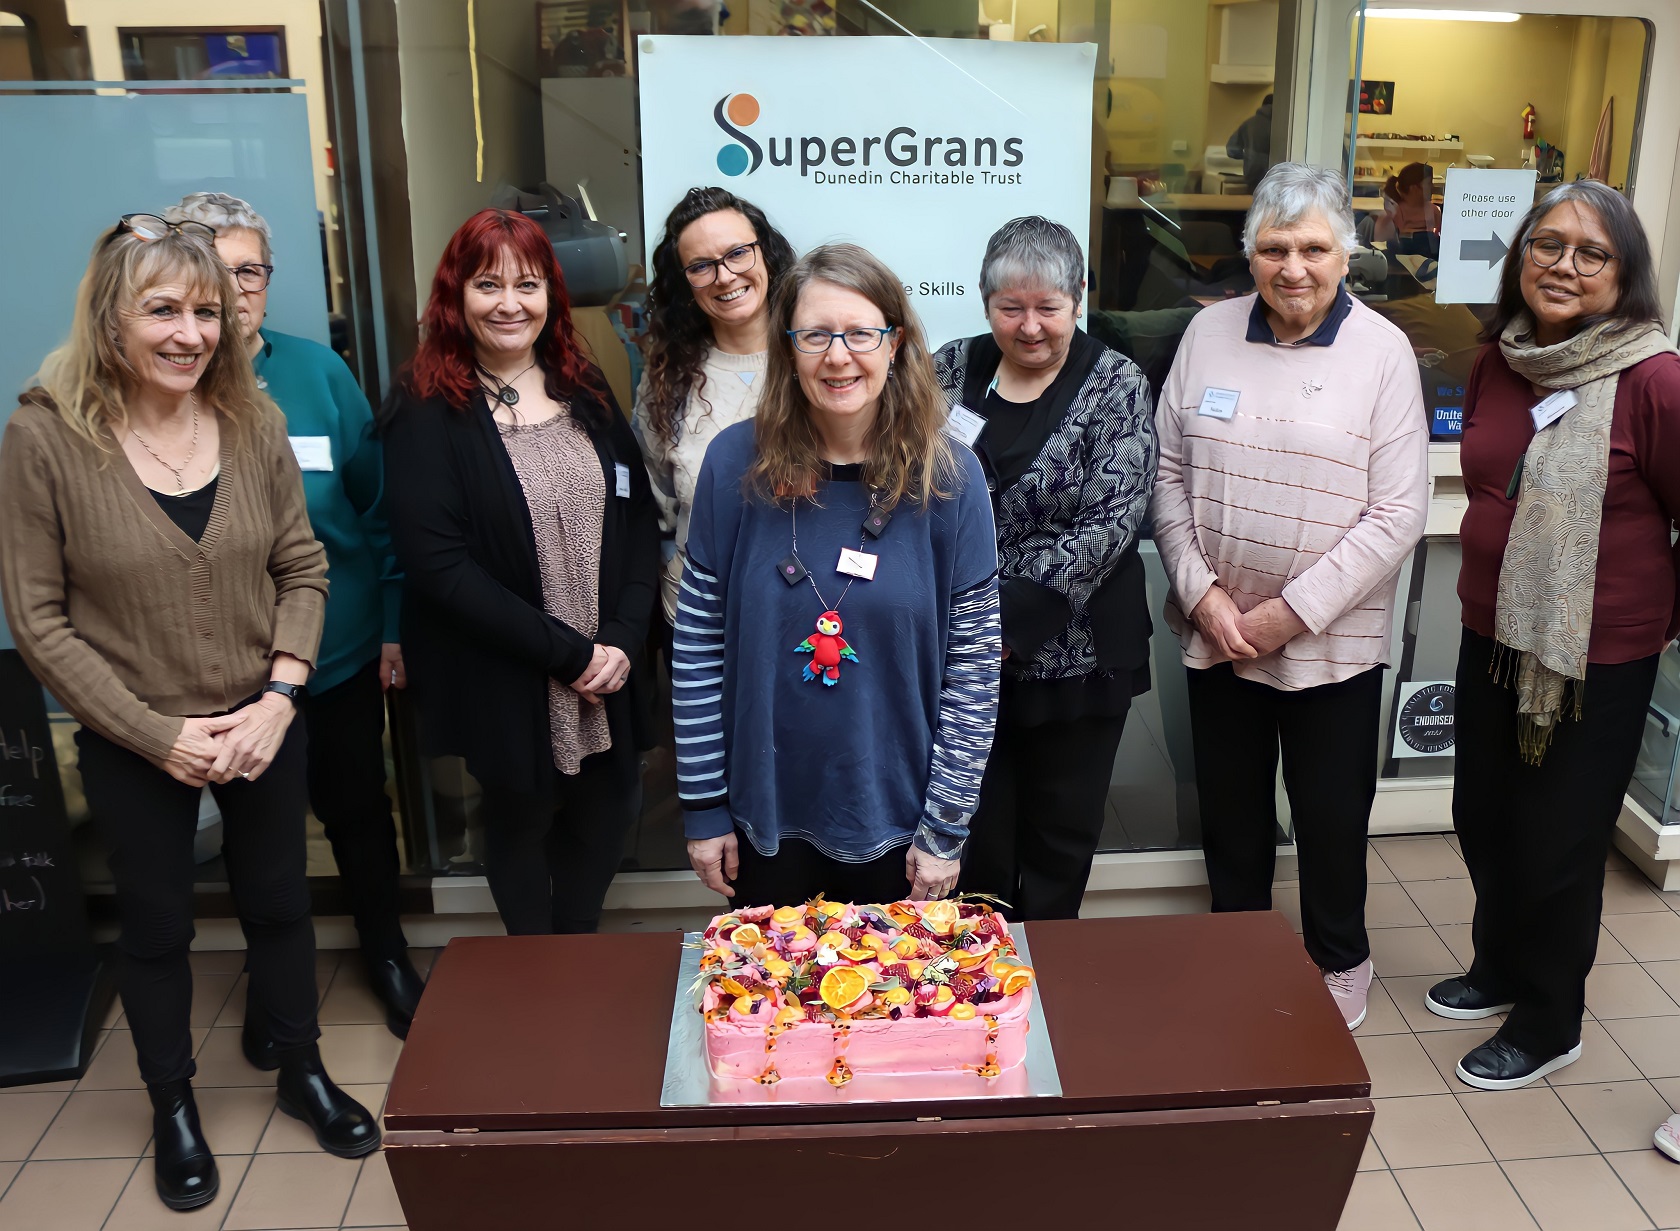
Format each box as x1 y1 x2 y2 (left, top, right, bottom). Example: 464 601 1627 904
404 208 606 428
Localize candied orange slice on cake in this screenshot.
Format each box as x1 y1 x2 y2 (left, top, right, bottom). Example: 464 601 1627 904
731 923 765 949
819 965 871 1012
771 906 805 930
998 965 1035 996
921 900 961 936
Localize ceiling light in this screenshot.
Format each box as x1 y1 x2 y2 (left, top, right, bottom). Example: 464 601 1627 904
1367 9 1521 20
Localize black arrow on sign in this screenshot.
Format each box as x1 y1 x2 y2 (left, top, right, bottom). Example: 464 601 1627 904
1460 232 1510 268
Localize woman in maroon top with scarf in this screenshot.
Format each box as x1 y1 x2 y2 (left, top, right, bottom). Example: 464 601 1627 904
1429 181 1680 1093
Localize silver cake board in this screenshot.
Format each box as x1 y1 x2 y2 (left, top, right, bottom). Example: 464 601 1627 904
660 924 1062 1108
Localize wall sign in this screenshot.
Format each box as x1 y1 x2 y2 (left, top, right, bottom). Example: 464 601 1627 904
1393 680 1456 759
638 36 1096 351
1435 167 1539 305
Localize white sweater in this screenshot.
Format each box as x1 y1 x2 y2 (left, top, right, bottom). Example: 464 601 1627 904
632 346 765 623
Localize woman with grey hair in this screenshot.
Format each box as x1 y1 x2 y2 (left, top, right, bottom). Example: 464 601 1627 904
1152 163 1428 1028
1424 181 1680 1096
165 193 425 1044
934 215 1157 919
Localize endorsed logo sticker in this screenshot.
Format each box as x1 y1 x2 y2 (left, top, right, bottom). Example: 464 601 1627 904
1394 681 1456 758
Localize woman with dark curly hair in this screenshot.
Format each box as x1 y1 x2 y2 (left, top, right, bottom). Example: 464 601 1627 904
382 208 659 935
633 187 795 625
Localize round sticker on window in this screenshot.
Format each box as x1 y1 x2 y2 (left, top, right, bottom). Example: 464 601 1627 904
1397 682 1456 756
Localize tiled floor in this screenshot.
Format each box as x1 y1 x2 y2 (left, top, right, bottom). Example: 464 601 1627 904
4 837 1680 1229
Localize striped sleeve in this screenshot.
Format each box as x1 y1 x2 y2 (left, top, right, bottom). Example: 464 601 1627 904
673 556 732 839
915 575 1001 859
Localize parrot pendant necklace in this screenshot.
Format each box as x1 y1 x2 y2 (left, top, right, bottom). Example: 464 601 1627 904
787 496 882 687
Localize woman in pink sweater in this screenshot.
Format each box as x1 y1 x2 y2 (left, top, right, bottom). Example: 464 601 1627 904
1151 162 1429 1031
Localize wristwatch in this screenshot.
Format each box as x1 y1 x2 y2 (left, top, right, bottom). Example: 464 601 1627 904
262 680 307 707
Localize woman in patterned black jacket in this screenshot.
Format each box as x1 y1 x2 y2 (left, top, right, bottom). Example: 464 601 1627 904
935 216 1158 919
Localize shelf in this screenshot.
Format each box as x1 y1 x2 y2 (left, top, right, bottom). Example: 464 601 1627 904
1355 138 1464 150
1210 64 1274 84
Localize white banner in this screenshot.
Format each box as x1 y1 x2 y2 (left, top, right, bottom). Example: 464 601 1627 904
637 36 1097 350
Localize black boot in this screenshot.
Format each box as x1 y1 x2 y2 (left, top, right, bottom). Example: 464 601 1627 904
275 1043 382 1158
147 1080 219 1211
241 992 279 1072
365 952 427 1040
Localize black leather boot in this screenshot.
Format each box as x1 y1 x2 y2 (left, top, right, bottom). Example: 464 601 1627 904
241 992 279 1072
147 1080 219 1211
275 1042 382 1158
365 953 427 1040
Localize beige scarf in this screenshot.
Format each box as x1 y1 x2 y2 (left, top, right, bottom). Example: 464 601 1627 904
1494 313 1673 763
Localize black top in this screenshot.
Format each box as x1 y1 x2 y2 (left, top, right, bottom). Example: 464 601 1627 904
148 476 219 542
381 376 660 793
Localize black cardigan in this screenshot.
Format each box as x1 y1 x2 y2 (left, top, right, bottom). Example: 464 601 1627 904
381 377 659 794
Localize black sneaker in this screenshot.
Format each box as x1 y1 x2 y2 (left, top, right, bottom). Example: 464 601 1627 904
1425 977 1515 1021
1456 1036 1582 1091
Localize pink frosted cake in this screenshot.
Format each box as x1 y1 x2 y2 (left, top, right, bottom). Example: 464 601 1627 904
695 898 1036 1087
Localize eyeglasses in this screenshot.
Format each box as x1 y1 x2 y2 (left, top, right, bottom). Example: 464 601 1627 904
787 326 895 354
683 241 760 287
226 263 275 292
1525 237 1617 278
112 213 216 244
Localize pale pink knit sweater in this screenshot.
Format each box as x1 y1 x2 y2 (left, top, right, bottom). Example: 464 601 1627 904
1151 294 1428 690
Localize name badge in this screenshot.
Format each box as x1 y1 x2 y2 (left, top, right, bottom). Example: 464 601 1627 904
1530 389 1578 432
288 436 333 472
945 404 986 447
614 462 631 498
836 547 878 581
1197 388 1240 421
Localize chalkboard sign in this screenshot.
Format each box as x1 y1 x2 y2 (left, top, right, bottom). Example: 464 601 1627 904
0 650 109 1086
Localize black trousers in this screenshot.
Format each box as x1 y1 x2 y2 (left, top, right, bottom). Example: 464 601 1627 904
1187 662 1382 973
959 709 1130 919
300 660 407 960
730 831 912 908
479 743 638 935
77 722 320 1085
1454 629 1659 1056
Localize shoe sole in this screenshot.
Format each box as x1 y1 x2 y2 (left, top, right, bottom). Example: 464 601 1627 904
1425 994 1515 1021
156 1175 219 1211
276 1095 383 1159
1456 1043 1582 1091
1656 1131 1680 1163
1344 1005 1368 1030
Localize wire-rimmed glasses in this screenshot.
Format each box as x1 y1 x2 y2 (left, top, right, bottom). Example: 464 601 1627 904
112 213 216 244
683 241 760 287
786 326 896 354
1525 237 1617 278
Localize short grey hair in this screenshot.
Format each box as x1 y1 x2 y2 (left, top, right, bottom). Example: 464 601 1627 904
165 192 274 263
1241 162 1357 257
978 216 1085 307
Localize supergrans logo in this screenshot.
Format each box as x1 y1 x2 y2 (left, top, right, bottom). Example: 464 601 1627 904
714 92 762 176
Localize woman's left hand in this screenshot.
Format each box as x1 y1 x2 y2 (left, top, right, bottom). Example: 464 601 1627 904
206 694 296 783
380 642 407 692
906 846 961 900
1236 598 1309 657
578 644 631 698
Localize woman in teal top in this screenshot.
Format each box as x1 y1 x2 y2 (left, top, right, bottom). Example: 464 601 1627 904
168 193 423 1042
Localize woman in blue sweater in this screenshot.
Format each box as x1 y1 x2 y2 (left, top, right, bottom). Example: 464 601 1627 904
675 244 1000 905
168 194 423 1041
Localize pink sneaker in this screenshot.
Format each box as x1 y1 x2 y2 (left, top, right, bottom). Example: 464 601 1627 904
1324 959 1374 1030
1655 1116 1680 1162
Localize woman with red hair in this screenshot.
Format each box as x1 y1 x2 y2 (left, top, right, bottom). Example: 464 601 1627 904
382 209 658 933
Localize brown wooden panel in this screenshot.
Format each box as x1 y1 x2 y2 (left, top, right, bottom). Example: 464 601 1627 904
386 1099 1373 1231
387 912 1369 1133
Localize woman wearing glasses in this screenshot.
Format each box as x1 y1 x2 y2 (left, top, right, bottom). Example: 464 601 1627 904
634 187 795 631
165 193 425 1046
934 217 1157 921
674 244 1000 907
382 209 659 935
1427 181 1680 1093
0 216 378 1212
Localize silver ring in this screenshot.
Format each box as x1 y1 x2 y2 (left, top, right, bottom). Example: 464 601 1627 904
238 770 250 779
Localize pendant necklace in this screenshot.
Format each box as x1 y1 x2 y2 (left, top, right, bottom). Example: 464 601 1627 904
784 493 888 687
130 395 200 495
478 361 537 408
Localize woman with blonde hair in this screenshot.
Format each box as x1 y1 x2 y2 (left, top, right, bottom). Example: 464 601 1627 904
674 243 1000 906
0 216 379 1212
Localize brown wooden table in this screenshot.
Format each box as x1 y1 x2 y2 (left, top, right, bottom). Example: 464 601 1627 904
385 912 1371 1229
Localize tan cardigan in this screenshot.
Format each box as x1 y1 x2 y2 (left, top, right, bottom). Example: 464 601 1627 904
0 398 328 764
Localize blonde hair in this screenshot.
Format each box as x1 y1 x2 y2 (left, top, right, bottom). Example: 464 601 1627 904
32 227 270 448
749 243 956 510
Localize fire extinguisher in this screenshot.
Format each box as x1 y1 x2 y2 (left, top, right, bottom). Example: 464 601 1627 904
1521 104 1537 140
